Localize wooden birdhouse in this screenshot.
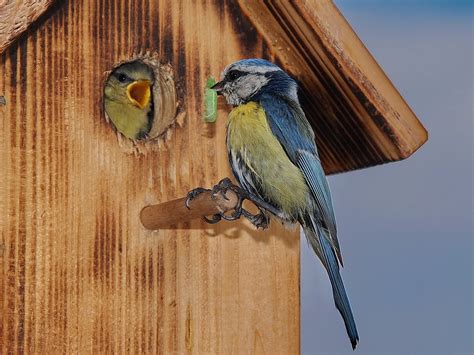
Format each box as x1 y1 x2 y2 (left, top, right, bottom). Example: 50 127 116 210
0 1 426 353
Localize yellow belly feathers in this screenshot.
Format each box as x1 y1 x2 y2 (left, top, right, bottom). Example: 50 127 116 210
227 101 309 218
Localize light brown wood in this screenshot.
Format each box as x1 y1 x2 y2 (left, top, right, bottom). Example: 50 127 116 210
0 0 56 54
140 190 239 230
0 1 300 353
237 0 428 173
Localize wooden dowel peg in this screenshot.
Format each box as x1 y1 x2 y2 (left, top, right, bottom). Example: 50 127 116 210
140 189 239 230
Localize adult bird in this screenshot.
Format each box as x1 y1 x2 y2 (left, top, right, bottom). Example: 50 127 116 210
104 61 154 140
211 59 359 349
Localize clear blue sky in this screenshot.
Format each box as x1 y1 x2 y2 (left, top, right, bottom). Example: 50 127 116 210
301 1 473 354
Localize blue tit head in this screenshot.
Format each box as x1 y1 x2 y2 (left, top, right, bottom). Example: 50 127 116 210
212 59 299 106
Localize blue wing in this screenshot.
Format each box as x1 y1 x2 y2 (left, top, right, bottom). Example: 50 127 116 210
260 94 358 348
260 94 341 262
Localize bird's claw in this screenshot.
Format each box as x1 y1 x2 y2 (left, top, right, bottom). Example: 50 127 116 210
203 214 222 224
185 178 271 229
203 178 246 223
211 179 270 229
211 178 248 200
185 187 211 209
242 209 270 229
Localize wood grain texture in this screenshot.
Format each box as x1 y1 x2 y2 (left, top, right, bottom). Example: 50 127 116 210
0 0 56 54
237 0 428 174
0 0 300 353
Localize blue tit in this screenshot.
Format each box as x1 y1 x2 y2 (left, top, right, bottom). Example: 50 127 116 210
104 61 154 140
212 59 359 349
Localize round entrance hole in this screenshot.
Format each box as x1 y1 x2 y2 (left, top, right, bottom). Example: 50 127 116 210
103 55 177 141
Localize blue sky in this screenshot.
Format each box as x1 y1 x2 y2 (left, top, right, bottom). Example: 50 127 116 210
301 1 473 354
338 0 473 14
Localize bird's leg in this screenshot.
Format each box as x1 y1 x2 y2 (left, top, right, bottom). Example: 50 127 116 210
184 179 240 224
185 178 280 228
207 178 275 229
209 178 245 222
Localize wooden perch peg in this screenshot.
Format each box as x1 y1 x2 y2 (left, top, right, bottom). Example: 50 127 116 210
141 178 280 230
140 188 239 230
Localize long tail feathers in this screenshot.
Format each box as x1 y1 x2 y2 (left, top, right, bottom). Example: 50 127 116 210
304 219 359 349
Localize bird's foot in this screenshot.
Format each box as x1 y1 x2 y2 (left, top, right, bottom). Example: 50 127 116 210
203 178 247 224
242 209 270 229
203 178 272 228
184 179 244 224
185 187 211 209
185 178 274 228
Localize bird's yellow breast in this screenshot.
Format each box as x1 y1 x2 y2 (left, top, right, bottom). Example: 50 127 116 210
227 102 309 218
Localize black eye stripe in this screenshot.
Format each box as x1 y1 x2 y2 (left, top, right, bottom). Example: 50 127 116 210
227 70 245 81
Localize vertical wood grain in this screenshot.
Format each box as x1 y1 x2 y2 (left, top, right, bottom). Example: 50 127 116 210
0 0 300 353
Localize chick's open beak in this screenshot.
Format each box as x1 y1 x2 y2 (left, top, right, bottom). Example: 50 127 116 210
126 80 152 109
210 80 224 95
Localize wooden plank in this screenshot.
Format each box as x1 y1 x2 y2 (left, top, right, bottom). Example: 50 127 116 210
0 0 56 54
0 0 299 353
237 0 428 173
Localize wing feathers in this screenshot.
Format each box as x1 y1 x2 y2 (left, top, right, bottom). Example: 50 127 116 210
297 150 341 263
261 95 342 263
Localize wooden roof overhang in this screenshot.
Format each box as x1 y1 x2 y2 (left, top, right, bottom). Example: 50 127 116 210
238 0 427 173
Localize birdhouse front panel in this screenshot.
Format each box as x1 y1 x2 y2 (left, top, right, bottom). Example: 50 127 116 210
0 1 299 353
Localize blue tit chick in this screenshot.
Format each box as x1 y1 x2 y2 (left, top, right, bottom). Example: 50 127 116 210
104 61 154 140
212 59 359 349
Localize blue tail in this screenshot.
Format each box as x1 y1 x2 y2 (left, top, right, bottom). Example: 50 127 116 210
305 220 359 349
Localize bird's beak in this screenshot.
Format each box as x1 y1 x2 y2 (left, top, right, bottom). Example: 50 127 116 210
126 80 152 109
210 80 225 95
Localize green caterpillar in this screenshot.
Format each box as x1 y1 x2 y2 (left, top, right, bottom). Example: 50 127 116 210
203 77 218 123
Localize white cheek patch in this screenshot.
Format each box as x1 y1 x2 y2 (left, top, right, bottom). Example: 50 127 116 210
223 82 243 105
225 92 242 106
